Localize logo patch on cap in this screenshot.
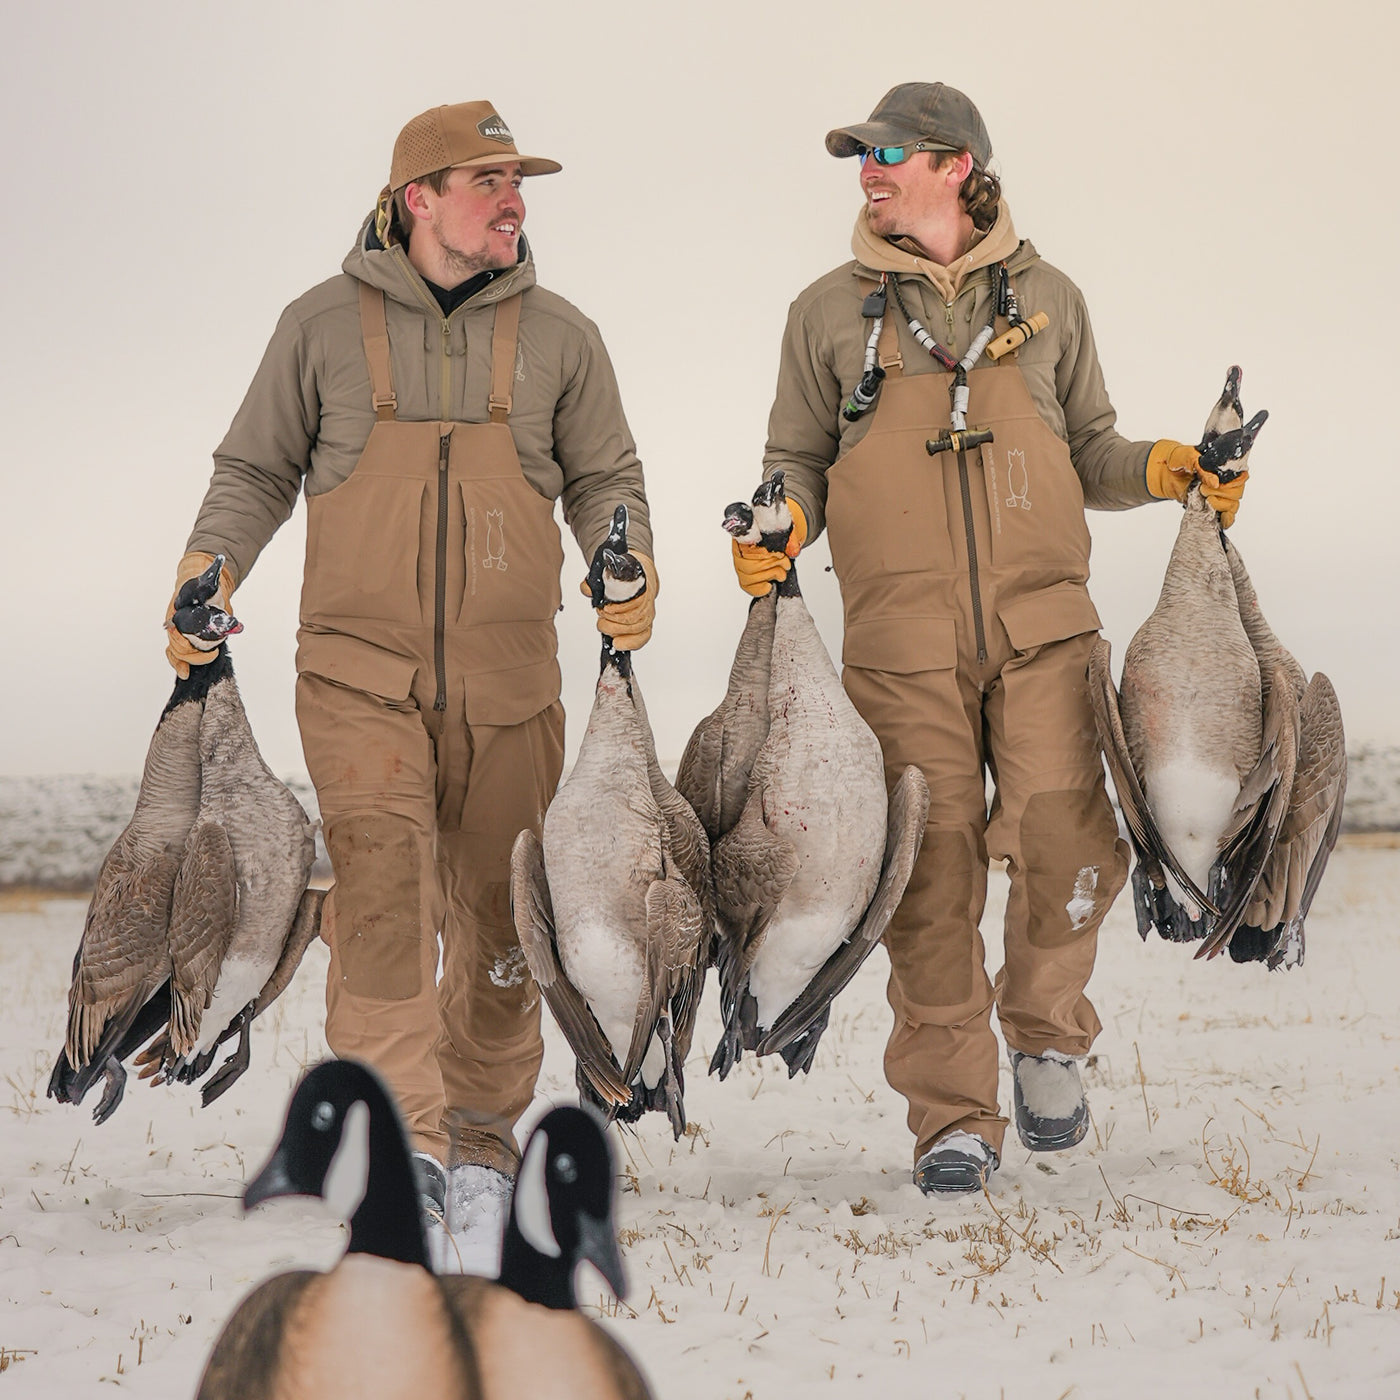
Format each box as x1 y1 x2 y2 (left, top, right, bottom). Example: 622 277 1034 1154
477 115 514 144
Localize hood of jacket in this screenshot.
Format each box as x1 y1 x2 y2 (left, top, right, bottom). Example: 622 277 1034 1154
341 189 538 312
850 198 1022 301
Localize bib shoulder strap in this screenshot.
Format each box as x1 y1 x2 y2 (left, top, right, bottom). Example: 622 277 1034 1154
488 294 523 424
357 282 398 422
877 312 903 376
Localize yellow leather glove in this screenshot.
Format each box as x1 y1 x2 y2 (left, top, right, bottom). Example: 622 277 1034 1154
1145 440 1199 503
732 498 807 598
1197 467 1248 529
577 551 657 651
1146 440 1248 527
165 551 237 679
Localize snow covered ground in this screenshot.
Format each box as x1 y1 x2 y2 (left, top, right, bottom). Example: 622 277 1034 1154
3 840 1398 1399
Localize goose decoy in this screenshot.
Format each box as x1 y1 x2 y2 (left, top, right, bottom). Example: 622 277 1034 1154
134 618 322 1103
708 472 929 1079
512 507 710 1139
1212 536 1347 966
1091 368 1300 957
198 1060 650 1399
47 557 239 1123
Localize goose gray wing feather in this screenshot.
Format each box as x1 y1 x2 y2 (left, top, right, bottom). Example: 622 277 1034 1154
711 794 800 999
195 1271 316 1400
510 830 631 1108
645 869 708 1067
167 820 241 1057
1088 637 1218 917
1199 665 1300 958
251 886 327 1018
66 841 182 1066
1246 672 1347 935
675 712 725 842
757 764 929 1057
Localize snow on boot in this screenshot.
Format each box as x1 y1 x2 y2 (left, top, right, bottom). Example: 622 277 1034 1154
913 1130 999 1195
434 1163 514 1275
1011 1050 1088 1151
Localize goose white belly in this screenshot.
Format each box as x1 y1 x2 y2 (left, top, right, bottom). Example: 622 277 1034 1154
544 712 664 1083
1142 755 1240 916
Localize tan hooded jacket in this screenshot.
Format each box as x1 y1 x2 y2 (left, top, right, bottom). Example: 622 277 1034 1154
187 210 650 582
764 201 1154 540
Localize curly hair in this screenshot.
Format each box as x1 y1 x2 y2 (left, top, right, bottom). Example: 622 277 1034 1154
931 151 1002 232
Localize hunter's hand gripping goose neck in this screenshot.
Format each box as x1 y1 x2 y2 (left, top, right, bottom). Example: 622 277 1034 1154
513 506 711 1139
707 472 929 1079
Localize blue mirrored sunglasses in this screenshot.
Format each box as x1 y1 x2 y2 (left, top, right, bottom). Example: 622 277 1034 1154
857 140 944 166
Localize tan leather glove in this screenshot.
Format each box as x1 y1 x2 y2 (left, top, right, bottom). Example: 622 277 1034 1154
1145 440 1199 503
577 551 657 651
732 498 807 598
1196 467 1248 528
165 551 237 679
1146 440 1248 527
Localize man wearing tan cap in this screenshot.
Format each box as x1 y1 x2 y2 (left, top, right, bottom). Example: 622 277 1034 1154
735 83 1247 1193
164 101 656 1233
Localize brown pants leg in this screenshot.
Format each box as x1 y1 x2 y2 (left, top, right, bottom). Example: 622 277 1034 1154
983 631 1128 1058
845 630 1128 1165
843 659 1006 1161
436 702 564 1175
297 670 451 1160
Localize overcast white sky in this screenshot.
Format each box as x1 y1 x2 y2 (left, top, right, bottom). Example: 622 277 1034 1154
1 0 1395 778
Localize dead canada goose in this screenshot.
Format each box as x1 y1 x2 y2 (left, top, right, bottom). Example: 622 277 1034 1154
675 534 777 845
512 507 710 1139
199 1060 650 1399
47 557 239 1123
708 472 929 1078
1091 368 1299 956
134 627 322 1103
1215 537 1347 966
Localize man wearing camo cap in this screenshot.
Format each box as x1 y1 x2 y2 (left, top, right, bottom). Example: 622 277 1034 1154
164 102 655 1232
735 83 1247 1193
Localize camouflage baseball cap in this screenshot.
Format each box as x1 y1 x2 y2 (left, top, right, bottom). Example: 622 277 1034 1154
826 83 992 169
390 101 561 191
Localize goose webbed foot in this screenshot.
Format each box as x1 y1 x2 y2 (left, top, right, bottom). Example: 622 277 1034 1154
92 1057 128 1125
199 1004 254 1106
708 1018 742 1080
46 1051 76 1104
777 1005 829 1078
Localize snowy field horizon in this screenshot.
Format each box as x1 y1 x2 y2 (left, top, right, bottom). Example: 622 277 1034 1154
3 840 1397 1398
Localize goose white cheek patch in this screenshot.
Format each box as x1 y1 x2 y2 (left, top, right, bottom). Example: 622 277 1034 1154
323 1100 371 1223
515 1129 561 1258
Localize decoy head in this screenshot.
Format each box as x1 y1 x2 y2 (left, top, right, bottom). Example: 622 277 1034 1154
244 1059 428 1268
500 1105 627 1310
170 553 242 650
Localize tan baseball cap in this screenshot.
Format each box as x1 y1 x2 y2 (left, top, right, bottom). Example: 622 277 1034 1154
826 83 992 169
390 101 561 191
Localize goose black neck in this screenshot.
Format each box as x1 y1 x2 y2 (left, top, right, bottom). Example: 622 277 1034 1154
600 639 633 679
774 561 802 598
162 646 233 717
497 1216 577 1309
345 1102 430 1269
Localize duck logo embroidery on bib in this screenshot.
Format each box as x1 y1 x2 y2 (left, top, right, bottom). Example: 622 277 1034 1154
484 508 508 571
1005 448 1031 510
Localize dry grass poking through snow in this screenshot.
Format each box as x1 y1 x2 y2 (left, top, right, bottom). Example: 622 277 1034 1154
2 843 1399 1398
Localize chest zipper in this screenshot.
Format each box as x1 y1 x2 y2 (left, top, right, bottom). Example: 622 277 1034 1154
434 428 452 712
955 450 988 665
